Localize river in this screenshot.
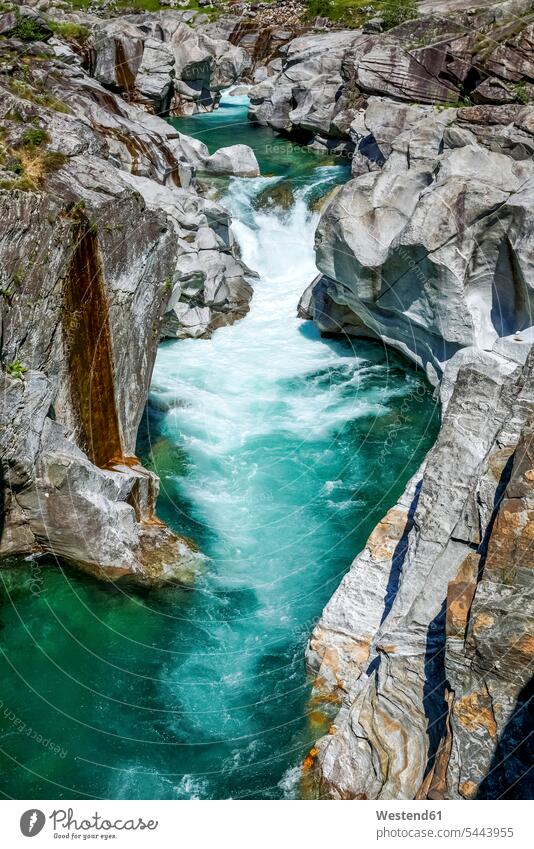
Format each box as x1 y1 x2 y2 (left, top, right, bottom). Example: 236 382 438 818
0 93 439 800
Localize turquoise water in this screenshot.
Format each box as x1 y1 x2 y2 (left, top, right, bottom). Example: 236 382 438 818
0 93 439 799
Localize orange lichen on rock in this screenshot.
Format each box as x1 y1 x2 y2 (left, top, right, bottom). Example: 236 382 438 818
454 691 498 737
302 747 318 772
366 506 408 561
459 780 477 798
446 552 479 638
472 612 494 635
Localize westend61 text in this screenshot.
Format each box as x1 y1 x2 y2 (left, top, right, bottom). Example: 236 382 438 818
376 810 442 821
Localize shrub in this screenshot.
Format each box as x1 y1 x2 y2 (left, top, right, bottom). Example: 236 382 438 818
43 150 68 171
5 360 28 380
11 15 49 42
48 20 89 41
381 0 418 30
514 82 530 104
304 0 374 28
21 127 49 147
5 155 24 174
0 176 35 191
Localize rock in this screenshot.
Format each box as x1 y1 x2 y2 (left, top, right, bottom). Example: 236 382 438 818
203 144 260 177
306 349 533 799
300 7 534 799
248 29 365 138
473 77 515 105
91 19 145 93
310 142 534 383
249 2 534 153
444 399 534 799
355 40 460 105
134 37 175 109
252 179 294 211
363 17 384 35
0 31 252 585
0 12 17 36
85 12 251 115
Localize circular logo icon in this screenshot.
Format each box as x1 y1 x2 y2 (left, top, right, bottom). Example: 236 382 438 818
20 810 46 837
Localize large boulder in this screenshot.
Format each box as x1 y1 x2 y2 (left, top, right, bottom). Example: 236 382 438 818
203 144 260 178
308 140 534 385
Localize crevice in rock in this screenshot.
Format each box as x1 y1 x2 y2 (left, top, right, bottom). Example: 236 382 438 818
380 480 422 625
491 236 531 338
422 599 450 784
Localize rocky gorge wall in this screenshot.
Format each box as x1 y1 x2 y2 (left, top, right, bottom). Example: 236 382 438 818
291 0 534 801
0 4 260 585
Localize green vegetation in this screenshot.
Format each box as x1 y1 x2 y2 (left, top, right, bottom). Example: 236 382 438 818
43 150 68 170
48 20 90 41
0 125 67 193
381 0 417 30
304 0 373 28
5 359 28 380
514 82 530 104
54 0 91 8
20 127 50 147
115 0 170 10
304 0 418 29
11 15 50 42
5 108 24 123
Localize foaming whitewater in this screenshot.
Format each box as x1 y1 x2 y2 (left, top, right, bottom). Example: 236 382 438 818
144 156 438 797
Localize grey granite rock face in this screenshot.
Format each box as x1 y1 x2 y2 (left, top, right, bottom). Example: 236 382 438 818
305 349 533 799
248 29 364 143
0 25 254 584
299 5 534 800
305 138 534 386
87 11 250 115
248 0 534 153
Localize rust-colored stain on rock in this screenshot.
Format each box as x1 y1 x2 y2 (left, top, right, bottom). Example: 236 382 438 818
63 220 123 468
454 691 498 738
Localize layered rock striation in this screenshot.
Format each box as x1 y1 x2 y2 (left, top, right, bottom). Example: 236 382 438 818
299 2 534 802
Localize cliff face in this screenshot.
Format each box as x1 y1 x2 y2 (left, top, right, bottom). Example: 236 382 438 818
249 0 534 154
0 12 256 584
444 409 534 799
305 350 533 799
298 2 534 801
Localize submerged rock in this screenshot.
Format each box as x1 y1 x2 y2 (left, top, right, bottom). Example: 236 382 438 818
252 179 294 211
